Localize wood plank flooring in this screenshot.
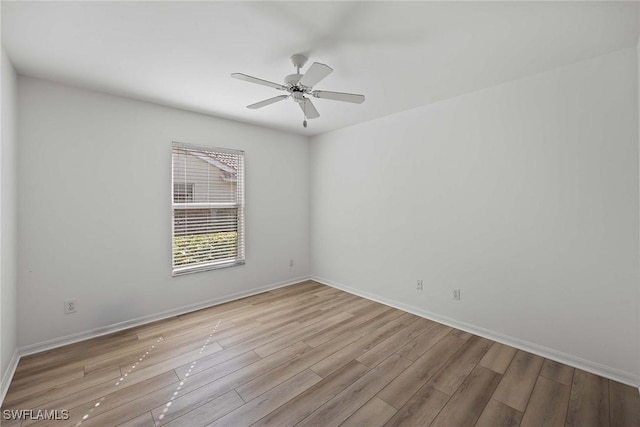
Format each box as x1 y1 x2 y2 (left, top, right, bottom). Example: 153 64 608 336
2 281 638 426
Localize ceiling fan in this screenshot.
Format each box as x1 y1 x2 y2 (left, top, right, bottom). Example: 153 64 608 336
231 54 365 128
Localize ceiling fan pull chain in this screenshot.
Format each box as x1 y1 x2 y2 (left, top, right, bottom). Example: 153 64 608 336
303 100 308 128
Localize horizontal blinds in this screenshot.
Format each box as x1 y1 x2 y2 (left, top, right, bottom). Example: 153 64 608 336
172 142 245 274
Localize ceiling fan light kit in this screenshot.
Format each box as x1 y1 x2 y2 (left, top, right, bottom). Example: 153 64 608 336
231 54 365 128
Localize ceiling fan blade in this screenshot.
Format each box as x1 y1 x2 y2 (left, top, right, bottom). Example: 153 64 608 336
247 95 289 109
299 98 320 119
231 73 286 90
312 90 365 104
299 62 333 88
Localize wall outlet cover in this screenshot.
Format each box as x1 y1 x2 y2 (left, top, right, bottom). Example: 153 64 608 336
64 299 77 314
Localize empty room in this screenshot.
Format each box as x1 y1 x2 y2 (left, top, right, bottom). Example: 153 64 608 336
1 1 639 426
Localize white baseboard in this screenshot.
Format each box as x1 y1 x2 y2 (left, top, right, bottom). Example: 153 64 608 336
18 275 311 358
0 349 20 406
312 275 640 388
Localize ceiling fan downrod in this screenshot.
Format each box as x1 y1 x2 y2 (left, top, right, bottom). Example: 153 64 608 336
290 54 308 74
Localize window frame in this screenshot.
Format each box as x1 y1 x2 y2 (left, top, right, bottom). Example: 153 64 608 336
171 141 245 276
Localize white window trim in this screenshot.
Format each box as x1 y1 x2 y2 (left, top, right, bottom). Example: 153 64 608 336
171 141 245 276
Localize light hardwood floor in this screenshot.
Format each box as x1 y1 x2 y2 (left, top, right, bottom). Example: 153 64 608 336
2 281 638 426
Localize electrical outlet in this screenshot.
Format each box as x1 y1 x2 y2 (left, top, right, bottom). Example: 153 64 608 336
64 299 77 314
289 259 294 267
453 289 461 300
416 280 423 291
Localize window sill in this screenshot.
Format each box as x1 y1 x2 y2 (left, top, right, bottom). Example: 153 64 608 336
172 259 245 276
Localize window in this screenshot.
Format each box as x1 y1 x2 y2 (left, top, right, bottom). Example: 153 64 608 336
173 183 194 202
171 142 245 275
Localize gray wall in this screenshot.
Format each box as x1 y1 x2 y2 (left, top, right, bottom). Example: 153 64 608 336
1 47 18 391
637 31 640 384
310 48 640 384
17 77 310 347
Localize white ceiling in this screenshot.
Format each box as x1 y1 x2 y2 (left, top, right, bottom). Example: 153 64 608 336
2 1 639 136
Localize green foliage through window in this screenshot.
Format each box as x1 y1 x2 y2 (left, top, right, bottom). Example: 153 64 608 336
173 232 238 267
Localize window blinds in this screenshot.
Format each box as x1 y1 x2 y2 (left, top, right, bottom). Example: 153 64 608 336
171 142 245 275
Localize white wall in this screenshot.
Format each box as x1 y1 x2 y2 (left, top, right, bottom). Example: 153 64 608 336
17 77 310 348
311 48 640 384
637 34 640 385
1 47 18 392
